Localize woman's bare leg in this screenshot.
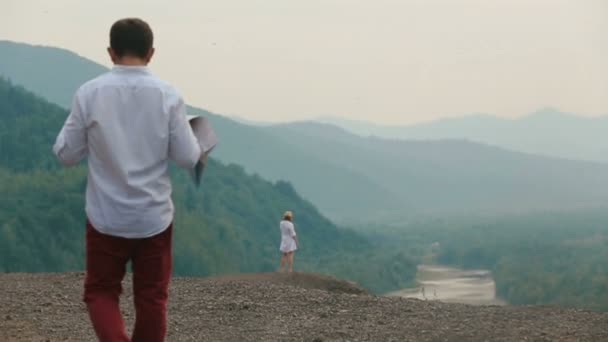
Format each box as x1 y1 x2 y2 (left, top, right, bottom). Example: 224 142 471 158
287 252 295 273
279 253 287 272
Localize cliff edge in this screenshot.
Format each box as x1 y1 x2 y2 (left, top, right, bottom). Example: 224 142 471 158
1 273 607 341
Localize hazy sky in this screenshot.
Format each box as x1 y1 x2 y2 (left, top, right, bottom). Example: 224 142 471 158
2 0 607 124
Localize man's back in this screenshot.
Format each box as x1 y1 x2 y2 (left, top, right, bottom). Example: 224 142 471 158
54 65 201 238
53 18 204 342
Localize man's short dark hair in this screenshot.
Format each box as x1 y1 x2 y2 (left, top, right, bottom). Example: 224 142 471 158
110 18 154 59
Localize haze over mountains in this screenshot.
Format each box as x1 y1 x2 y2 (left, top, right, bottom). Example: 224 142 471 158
263 121 608 217
3 40 608 224
318 109 608 163
5 39 608 312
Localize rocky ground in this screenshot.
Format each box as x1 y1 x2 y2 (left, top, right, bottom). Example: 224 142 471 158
1 272 608 341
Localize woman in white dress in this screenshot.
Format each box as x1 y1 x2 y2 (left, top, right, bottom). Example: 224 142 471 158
279 211 299 273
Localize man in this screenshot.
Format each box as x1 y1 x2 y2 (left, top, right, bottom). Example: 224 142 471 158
53 18 205 342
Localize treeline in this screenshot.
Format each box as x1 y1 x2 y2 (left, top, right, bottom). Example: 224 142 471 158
433 212 608 311
0 78 416 293
356 212 608 310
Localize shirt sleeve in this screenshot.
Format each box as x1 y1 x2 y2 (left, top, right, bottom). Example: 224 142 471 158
168 96 202 169
53 92 88 166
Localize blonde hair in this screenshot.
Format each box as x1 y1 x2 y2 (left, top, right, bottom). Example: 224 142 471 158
283 211 293 221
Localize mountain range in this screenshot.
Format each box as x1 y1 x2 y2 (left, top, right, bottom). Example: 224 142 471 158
2 40 608 224
317 109 608 163
0 41 399 222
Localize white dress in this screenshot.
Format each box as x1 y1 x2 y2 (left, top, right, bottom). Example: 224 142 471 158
279 220 297 253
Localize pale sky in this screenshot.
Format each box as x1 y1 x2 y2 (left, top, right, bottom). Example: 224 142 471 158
2 0 607 124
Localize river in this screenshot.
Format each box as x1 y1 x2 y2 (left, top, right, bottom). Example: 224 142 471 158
388 265 506 306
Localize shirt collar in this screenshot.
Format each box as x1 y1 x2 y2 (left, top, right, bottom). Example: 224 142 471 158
111 65 151 74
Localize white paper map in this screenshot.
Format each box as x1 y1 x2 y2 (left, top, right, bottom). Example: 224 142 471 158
187 115 218 186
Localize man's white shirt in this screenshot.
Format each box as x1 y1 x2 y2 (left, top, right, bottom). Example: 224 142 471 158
53 65 201 238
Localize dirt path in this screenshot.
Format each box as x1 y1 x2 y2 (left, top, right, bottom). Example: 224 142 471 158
1 273 607 341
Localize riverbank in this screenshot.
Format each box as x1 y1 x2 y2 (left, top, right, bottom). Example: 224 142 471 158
388 265 506 305
2 272 608 341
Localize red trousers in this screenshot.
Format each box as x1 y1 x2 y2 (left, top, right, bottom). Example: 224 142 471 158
84 221 173 342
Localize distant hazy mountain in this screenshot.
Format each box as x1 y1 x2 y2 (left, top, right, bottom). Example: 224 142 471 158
228 115 275 127
0 41 399 222
4 41 608 223
0 40 108 108
264 121 608 218
198 108 402 221
318 110 608 163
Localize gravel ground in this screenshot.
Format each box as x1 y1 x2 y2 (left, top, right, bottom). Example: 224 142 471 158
1 272 608 342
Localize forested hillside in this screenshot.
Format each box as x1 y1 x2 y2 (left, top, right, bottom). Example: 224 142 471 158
0 40 107 108
0 78 415 293
433 211 608 311
0 40 399 222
